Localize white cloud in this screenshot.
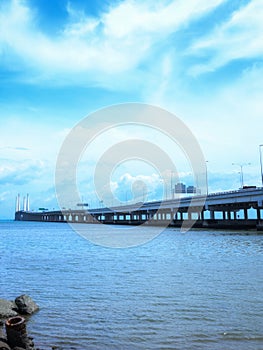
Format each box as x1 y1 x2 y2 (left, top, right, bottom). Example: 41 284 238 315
0 191 9 202
0 117 69 163
0 0 226 84
144 56 263 182
103 0 225 38
1 0 263 218
0 157 47 187
108 172 164 204
189 1 263 75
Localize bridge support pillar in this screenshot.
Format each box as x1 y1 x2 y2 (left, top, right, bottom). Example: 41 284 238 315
257 208 261 220
210 210 215 220
244 208 248 220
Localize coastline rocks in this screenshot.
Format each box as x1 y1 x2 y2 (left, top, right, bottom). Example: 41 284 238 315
0 296 39 320
0 340 11 350
1 316 37 350
0 296 39 350
14 296 39 316
0 301 18 319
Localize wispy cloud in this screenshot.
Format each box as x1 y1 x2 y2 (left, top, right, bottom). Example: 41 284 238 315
1 0 262 219
0 146 30 151
188 1 263 76
0 0 226 86
0 158 46 185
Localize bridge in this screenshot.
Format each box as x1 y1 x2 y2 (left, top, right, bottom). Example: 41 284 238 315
15 187 263 230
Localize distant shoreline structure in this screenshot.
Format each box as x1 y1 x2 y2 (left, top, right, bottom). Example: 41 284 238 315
15 187 263 231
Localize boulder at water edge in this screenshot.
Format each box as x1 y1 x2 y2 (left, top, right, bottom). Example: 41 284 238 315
14 295 39 315
0 340 11 350
0 300 17 319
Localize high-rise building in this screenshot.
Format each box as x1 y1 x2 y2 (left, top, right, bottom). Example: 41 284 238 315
186 185 201 194
174 182 186 193
186 185 196 193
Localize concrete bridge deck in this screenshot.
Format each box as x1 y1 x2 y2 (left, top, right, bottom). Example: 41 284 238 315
15 187 263 230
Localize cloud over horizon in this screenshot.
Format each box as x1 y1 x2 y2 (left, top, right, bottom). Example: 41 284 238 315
0 0 231 86
1 0 263 218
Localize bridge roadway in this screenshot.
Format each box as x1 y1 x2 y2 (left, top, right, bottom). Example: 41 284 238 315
15 187 263 230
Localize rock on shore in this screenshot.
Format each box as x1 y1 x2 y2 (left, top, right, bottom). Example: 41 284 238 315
14 296 39 316
0 295 39 350
0 300 18 319
0 295 39 319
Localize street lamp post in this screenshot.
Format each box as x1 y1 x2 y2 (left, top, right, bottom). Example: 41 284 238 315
170 171 175 199
259 144 263 187
232 162 251 188
160 179 168 200
205 161 209 196
238 171 242 188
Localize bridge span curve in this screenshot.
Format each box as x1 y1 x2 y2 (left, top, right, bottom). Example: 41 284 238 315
15 187 263 230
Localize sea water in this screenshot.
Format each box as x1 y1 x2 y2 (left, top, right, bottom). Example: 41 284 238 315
0 221 262 349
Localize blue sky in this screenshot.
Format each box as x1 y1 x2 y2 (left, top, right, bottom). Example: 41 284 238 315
1 0 263 218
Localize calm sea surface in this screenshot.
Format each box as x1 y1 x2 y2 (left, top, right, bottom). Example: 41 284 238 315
0 221 262 350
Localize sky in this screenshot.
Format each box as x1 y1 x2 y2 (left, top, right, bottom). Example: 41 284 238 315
1 0 263 218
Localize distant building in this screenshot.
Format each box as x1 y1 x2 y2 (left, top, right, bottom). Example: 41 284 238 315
187 185 196 193
174 182 186 193
187 185 201 194
174 183 201 195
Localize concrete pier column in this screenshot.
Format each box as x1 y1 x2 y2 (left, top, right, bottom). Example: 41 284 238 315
244 208 248 220
210 210 215 220
233 211 237 220
257 208 261 220
200 210 204 220
104 214 110 222
222 211 226 220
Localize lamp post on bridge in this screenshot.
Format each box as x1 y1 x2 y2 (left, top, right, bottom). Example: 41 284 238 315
205 160 209 196
232 162 251 188
170 171 175 199
160 178 168 200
